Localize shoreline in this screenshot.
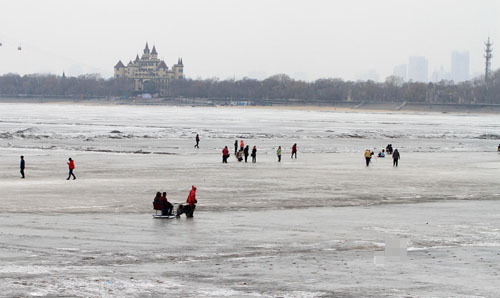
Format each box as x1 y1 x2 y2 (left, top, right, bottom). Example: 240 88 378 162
1 97 500 114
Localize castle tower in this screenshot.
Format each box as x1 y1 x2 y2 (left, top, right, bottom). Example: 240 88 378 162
173 57 184 79
114 60 125 78
142 42 150 59
151 45 158 59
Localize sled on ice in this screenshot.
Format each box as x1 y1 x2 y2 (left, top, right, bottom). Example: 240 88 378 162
152 202 176 219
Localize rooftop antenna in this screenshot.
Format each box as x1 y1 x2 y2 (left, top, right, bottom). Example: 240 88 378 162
484 36 493 83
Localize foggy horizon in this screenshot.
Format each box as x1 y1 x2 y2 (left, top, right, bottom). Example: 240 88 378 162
0 0 498 81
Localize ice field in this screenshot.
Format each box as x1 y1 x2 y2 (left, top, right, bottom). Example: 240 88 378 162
1 103 500 297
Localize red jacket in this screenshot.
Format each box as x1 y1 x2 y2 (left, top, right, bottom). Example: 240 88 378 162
292 144 297 153
187 186 197 206
222 147 229 156
68 160 75 169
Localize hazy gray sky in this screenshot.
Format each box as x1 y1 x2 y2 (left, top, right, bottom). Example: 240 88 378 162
0 0 498 81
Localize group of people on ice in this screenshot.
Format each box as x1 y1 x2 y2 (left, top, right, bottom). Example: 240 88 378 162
221 140 298 163
153 185 197 218
364 144 400 167
231 140 258 163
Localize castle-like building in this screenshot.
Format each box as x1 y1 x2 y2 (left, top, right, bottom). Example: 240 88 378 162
114 43 184 93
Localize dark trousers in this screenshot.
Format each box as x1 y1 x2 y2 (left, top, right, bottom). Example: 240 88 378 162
222 155 228 163
393 159 398 167
252 156 256 163
291 152 297 158
365 157 371 166
244 154 248 163
67 169 76 180
20 168 25 178
186 205 196 217
278 155 281 162
162 202 173 216
194 141 199 148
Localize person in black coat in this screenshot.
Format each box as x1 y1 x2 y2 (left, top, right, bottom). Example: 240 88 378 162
243 145 249 163
251 146 257 163
392 149 400 167
20 155 25 178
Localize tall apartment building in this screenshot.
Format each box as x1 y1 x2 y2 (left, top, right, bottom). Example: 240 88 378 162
393 64 407 81
451 51 470 82
408 56 428 82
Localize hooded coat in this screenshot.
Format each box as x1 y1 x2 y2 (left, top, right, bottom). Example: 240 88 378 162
187 186 197 206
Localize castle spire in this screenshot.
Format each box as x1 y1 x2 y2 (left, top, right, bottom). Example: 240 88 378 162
135 54 140 62
144 42 150 54
114 60 125 69
151 45 157 55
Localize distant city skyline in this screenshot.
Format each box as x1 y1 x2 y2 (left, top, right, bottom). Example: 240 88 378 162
391 51 472 83
0 0 498 81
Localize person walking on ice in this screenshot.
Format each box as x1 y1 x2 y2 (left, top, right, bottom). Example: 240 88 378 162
364 149 372 166
291 143 297 159
194 134 200 148
222 146 229 163
20 155 25 178
277 146 282 162
251 146 257 163
392 149 400 167
67 158 76 180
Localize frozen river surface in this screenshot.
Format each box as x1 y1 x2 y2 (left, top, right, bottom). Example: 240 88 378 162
0 103 500 297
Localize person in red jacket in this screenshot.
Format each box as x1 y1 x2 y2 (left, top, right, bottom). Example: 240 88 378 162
66 158 76 180
222 146 229 163
186 185 197 217
291 143 297 159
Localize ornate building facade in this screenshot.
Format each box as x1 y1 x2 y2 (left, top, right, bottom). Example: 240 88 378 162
114 43 184 94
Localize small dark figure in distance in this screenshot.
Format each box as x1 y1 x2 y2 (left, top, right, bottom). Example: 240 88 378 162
194 134 200 148
386 144 393 154
364 149 372 166
244 145 249 163
392 149 400 167
277 146 282 162
67 158 76 180
251 146 257 163
222 146 229 163
234 140 238 154
20 155 25 178
160 192 174 215
291 143 297 159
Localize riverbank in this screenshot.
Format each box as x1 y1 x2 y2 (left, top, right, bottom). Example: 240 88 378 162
1 96 500 114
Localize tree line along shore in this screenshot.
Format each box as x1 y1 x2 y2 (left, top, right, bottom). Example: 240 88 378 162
0 71 499 106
